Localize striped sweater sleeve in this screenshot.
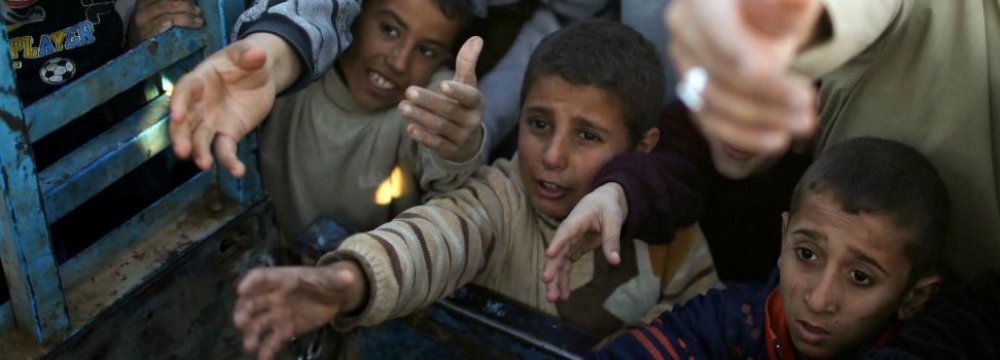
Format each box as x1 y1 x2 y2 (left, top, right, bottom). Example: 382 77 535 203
318 165 516 329
233 0 361 93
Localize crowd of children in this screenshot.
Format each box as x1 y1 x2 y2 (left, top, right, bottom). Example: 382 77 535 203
158 0 1000 358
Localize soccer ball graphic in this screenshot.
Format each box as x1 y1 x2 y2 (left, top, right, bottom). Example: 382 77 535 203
39 57 76 85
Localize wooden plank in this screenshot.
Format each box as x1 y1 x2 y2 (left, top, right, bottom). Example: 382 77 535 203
38 96 170 223
25 28 204 142
0 28 70 346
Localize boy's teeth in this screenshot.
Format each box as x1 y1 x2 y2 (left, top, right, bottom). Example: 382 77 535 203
369 71 397 90
542 182 560 190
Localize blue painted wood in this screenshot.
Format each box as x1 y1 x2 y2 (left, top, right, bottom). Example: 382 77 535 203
200 0 265 205
25 27 204 142
0 28 70 345
38 95 170 223
0 302 12 333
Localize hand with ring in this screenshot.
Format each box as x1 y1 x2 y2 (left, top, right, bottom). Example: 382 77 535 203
666 0 826 159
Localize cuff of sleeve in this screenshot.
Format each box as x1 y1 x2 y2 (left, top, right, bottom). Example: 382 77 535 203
792 0 902 78
238 16 317 95
318 238 398 331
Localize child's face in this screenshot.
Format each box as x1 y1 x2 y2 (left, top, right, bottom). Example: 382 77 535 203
517 75 636 220
778 192 928 359
338 0 460 111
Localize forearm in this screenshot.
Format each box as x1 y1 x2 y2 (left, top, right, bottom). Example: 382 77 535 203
234 0 361 93
319 184 498 329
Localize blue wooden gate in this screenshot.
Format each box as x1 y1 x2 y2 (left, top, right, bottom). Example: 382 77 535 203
0 1 257 357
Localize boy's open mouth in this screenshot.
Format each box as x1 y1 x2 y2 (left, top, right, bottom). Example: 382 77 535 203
368 70 399 91
722 143 754 161
796 319 831 344
536 180 568 199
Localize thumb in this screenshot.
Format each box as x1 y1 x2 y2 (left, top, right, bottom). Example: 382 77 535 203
742 0 822 39
453 36 483 87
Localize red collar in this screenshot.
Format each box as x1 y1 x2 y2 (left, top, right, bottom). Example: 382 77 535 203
763 289 903 360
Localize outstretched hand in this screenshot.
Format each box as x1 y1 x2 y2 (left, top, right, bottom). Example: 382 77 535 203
542 183 628 302
666 0 824 156
400 36 485 163
233 261 367 360
169 33 299 177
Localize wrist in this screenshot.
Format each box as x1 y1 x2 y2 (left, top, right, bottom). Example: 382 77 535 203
327 260 369 314
598 182 628 219
242 32 302 92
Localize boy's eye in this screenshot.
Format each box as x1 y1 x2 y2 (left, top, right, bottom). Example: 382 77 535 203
578 130 602 142
527 118 550 130
849 270 873 286
795 247 818 262
418 45 437 59
381 24 399 38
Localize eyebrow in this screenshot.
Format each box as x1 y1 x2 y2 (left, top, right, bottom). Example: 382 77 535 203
375 9 450 50
794 228 891 276
850 249 890 276
574 117 612 135
792 228 826 241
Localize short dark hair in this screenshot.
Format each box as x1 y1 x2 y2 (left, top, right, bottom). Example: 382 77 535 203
431 0 477 29
520 20 665 145
789 137 950 279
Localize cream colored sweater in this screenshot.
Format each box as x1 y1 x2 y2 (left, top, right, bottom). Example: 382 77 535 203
320 158 717 337
260 69 483 240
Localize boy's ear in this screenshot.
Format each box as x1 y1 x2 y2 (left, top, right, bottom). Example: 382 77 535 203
781 211 790 235
897 275 941 320
634 128 660 154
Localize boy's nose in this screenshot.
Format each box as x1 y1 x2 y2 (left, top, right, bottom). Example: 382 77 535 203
387 47 411 74
541 137 568 170
804 271 840 314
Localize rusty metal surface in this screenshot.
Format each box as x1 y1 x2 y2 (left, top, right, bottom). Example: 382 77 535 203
44 200 277 360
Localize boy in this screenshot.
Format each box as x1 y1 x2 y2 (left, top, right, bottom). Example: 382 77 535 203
589 137 949 359
232 21 715 360
256 0 486 239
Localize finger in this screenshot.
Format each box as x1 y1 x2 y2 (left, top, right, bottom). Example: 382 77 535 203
406 123 458 154
404 87 468 126
230 40 269 73
440 81 483 110
399 100 462 140
169 76 203 159
191 121 217 170
601 230 622 266
151 12 205 31
700 75 810 132
214 134 246 177
558 262 572 301
238 269 284 297
698 106 790 156
257 318 294 360
134 1 201 25
453 36 483 86
545 273 561 302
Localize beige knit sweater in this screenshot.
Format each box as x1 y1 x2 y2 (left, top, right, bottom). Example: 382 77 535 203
320 158 717 337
